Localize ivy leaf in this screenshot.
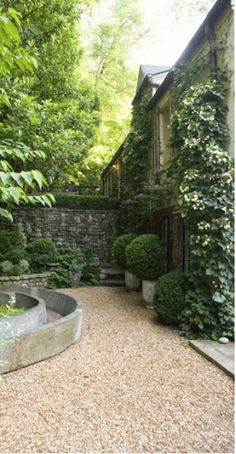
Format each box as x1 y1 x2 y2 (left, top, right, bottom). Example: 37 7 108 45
212 292 226 304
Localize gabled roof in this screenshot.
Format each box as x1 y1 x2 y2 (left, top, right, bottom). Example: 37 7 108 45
133 65 170 105
147 0 232 111
136 65 170 92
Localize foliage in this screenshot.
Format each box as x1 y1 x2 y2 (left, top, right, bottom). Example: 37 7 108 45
54 193 119 210
0 304 24 317
4 248 25 264
25 238 58 272
0 225 27 254
125 234 164 280
26 238 57 257
153 271 187 326
0 0 99 190
121 89 152 199
0 7 54 221
0 258 29 275
169 78 234 340
113 233 138 268
47 244 97 289
81 0 145 178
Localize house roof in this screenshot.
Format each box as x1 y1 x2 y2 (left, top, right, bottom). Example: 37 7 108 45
133 65 170 105
147 0 232 111
101 141 125 179
136 65 170 92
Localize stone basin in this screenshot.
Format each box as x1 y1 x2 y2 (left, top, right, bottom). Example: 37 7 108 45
0 291 47 341
0 287 83 375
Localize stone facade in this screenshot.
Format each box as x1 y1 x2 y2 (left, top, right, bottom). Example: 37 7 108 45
0 272 52 288
6 207 119 267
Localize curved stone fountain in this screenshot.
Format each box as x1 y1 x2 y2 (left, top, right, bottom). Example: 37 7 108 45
0 291 47 341
0 287 83 375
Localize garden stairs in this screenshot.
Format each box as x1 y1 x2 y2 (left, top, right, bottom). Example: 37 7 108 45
99 267 125 287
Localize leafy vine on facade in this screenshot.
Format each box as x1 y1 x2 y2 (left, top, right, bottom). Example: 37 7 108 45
169 76 234 339
121 90 152 199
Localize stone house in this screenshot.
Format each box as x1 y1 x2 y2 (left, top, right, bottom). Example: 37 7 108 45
102 0 234 271
101 65 169 198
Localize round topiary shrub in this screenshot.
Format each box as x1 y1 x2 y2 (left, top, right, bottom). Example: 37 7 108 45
125 234 164 280
26 239 58 258
153 271 187 326
113 233 138 268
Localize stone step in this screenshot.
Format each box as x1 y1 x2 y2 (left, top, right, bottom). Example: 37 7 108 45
100 267 124 281
98 279 125 287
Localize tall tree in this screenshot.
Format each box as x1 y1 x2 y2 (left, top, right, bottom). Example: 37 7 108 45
78 0 148 187
0 0 99 189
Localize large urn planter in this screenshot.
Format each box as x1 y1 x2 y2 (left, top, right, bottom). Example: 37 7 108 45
125 270 140 290
142 280 157 305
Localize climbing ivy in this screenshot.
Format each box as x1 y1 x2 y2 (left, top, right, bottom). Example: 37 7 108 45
121 89 152 199
169 77 234 340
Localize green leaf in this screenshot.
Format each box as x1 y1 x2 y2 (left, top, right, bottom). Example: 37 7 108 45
8 8 21 27
0 208 13 221
31 170 47 189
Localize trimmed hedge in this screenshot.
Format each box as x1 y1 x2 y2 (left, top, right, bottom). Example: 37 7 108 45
113 233 138 268
153 271 187 326
125 234 164 280
54 194 119 210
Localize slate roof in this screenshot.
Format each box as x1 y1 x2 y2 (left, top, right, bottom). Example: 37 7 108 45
137 65 170 91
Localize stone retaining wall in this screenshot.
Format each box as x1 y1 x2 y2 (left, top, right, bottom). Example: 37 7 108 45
2 207 119 267
0 272 52 288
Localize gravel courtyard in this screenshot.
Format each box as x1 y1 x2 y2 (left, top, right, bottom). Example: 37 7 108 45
0 286 234 453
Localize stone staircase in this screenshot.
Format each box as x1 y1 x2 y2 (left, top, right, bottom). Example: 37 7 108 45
99 267 125 287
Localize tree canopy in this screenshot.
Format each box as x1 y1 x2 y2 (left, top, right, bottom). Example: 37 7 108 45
0 0 99 191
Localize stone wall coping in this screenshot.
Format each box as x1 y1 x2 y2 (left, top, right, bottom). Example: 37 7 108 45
0 272 52 282
13 207 119 213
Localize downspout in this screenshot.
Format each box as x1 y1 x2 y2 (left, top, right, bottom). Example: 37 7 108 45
204 23 217 80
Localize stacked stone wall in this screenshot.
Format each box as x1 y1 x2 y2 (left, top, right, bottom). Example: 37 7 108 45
3 208 119 267
0 272 52 288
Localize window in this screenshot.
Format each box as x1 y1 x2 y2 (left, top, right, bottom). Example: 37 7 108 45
152 97 171 184
159 101 171 167
182 222 191 272
160 216 170 272
152 106 160 175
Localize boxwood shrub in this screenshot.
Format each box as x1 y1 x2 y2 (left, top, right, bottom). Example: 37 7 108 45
113 233 138 268
125 234 164 280
26 239 58 257
54 194 119 210
153 271 187 326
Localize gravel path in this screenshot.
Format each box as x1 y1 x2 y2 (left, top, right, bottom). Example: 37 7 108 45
0 286 234 453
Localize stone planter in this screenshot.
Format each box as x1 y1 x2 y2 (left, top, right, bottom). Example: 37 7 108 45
70 271 82 288
142 279 157 305
125 270 140 290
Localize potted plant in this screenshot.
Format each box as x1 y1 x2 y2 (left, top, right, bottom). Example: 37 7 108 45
113 233 140 290
153 271 187 325
69 260 85 287
125 234 164 304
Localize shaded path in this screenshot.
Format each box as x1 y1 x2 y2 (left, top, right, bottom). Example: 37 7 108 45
0 287 234 453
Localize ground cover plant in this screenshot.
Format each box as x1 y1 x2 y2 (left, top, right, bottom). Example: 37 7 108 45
0 305 24 317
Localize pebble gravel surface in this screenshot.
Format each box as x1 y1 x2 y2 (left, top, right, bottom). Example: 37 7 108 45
0 286 234 453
